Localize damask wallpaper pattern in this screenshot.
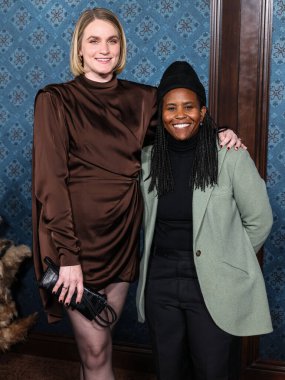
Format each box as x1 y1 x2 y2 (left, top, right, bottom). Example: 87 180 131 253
0 0 211 343
0 0 284 357
260 0 285 361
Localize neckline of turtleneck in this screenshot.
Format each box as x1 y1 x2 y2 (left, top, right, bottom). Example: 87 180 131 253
167 130 199 152
76 74 118 90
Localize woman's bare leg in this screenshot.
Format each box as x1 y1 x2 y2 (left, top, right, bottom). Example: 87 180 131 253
67 282 129 380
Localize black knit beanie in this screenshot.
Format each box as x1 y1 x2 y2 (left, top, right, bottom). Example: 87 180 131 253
157 61 206 106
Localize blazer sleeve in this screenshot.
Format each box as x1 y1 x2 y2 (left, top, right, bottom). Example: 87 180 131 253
33 89 80 266
232 150 273 253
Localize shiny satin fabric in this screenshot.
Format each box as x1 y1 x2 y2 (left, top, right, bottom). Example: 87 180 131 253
32 74 157 322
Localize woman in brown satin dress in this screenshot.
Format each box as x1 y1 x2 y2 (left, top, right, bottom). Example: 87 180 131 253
32 8 241 380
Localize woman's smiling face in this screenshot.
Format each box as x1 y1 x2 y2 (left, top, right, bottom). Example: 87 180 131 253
79 19 121 82
162 88 206 141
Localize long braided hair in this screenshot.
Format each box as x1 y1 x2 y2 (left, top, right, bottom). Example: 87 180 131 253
148 96 219 197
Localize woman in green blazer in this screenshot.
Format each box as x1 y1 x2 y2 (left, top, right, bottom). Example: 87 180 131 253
136 61 273 380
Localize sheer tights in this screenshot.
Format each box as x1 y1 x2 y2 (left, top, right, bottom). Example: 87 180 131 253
67 281 129 380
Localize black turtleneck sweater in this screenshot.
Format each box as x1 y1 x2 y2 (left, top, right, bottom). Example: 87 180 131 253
154 132 198 251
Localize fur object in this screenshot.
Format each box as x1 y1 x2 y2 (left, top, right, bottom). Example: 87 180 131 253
0 239 37 351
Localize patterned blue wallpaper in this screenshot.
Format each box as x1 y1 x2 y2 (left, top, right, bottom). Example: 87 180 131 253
0 0 211 343
260 0 285 361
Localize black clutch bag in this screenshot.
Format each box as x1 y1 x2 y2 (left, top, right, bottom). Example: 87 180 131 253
39 257 117 327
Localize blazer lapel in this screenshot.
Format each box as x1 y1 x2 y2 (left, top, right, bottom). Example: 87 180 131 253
193 146 227 241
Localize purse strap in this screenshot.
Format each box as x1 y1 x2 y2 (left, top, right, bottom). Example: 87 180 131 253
95 303 117 327
82 292 117 327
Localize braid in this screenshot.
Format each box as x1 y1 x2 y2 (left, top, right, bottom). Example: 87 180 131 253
149 106 219 197
148 103 174 196
192 111 218 191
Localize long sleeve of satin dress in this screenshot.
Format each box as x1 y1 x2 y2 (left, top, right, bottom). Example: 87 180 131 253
32 75 157 322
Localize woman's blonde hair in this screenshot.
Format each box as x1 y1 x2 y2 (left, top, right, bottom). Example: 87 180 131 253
70 8 127 77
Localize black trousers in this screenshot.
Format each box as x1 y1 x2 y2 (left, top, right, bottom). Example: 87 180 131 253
145 248 241 380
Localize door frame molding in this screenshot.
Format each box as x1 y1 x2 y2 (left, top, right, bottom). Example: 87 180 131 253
209 0 285 378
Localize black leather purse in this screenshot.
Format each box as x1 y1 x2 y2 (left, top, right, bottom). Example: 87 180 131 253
39 257 117 327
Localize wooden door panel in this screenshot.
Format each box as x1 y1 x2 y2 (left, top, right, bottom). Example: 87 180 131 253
209 0 285 378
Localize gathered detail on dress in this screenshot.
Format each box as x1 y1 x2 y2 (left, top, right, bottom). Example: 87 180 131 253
32 74 157 322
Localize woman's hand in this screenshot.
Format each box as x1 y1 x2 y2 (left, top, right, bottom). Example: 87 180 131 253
52 264 84 306
219 129 247 150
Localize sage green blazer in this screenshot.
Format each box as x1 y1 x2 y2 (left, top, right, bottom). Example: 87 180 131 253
136 145 273 336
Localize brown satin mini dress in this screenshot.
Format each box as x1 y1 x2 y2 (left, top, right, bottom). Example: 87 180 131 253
32 75 157 322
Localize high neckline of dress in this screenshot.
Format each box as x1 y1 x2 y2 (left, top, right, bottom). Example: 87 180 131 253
167 131 199 152
76 74 118 90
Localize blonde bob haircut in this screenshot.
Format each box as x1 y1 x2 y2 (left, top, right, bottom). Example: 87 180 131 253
70 8 127 77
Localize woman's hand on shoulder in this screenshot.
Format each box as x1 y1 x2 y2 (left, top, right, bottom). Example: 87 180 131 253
52 264 84 306
219 129 247 150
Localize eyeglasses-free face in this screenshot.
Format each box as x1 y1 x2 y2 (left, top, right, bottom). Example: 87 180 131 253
162 88 206 141
79 19 121 83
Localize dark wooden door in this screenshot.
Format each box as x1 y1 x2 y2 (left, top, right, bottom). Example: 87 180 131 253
209 0 285 378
